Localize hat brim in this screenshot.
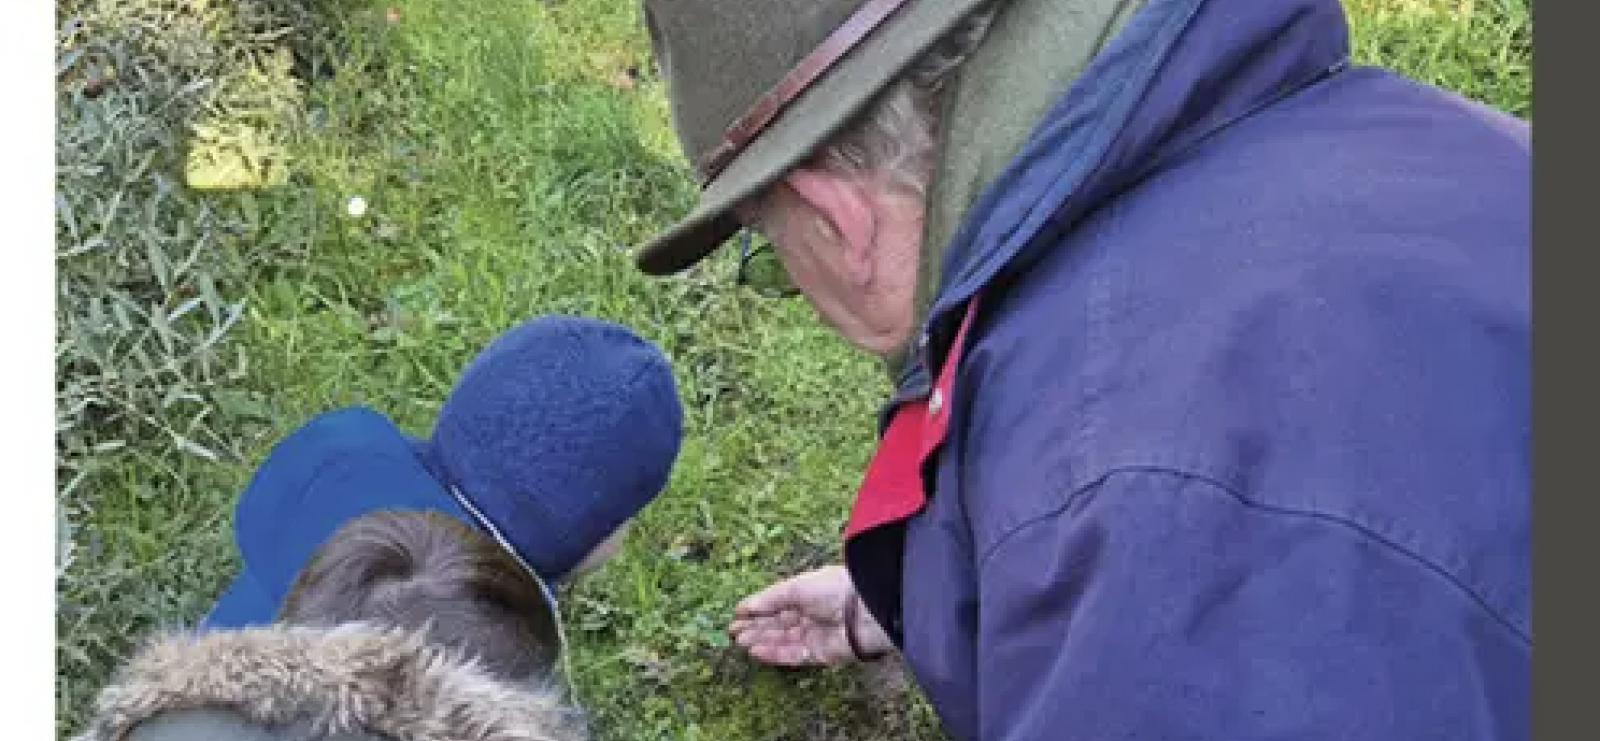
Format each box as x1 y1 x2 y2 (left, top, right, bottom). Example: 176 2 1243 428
633 0 996 276
201 407 477 628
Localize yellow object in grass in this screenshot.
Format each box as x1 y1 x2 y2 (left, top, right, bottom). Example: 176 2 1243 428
185 120 290 191
182 46 302 191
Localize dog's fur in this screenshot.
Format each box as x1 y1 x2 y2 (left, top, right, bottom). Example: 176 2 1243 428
71 622 588 741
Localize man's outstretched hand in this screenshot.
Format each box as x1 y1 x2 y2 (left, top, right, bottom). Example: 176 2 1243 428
727 564 892 667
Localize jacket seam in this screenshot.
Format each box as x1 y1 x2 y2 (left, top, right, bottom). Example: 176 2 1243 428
974 464 1531 646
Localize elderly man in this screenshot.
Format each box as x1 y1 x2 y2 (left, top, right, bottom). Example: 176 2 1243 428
633 0 1529 739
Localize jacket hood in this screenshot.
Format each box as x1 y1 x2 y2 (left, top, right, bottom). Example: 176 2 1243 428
71 623 588 741
890 0 1351 409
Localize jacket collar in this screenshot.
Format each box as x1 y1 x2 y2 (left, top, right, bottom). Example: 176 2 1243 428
890 0 1148 381
887 0 1351 419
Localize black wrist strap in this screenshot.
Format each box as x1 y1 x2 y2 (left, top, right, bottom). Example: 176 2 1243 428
843 595 890 662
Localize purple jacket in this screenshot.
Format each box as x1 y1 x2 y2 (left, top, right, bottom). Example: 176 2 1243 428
840 0 1530 740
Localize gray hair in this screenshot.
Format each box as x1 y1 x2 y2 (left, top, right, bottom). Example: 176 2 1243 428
749 3 999 223
817 4 999 195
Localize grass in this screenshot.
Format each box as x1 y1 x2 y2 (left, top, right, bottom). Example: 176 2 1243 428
55 0 1530 738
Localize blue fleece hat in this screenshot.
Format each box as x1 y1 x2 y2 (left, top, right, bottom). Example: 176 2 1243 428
413 315 685 582
201 315 684 629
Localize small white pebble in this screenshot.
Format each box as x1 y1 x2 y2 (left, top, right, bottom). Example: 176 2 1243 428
346 195 368 218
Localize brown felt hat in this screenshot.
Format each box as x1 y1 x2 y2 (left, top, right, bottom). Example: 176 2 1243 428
634 0 995 276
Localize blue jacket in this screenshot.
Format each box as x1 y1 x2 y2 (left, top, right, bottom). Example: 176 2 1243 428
840 0 1530 740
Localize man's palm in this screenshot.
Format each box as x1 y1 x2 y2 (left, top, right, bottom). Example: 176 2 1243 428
727 565 889 667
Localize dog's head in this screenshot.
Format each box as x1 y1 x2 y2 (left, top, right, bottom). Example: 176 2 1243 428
279 508 564 684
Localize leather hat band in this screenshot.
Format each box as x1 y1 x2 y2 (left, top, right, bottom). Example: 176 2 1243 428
694 0 919 186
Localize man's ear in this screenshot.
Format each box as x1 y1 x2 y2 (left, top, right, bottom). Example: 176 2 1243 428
782 166 877 286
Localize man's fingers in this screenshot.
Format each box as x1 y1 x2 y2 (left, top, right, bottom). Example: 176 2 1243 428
729 619 828 662
736 634 804 666
731 621 789 647
735 565 849 618
734 580 806 618
729 565 859 666
748 643 803 666
729 610 799 639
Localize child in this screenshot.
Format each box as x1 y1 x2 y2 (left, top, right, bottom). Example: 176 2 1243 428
203 314 684 630
71 315 683 741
